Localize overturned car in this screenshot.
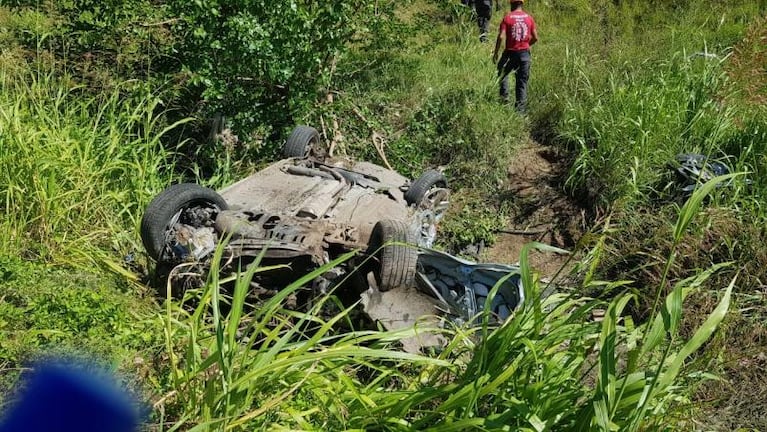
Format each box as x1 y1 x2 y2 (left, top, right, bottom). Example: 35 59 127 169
140 125 451 297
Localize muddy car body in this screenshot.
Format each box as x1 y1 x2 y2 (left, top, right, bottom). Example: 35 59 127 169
141 126 450 294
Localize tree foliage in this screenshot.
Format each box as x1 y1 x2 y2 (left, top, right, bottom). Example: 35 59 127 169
4 0 172 77
3 0 404 143
167 0 402 134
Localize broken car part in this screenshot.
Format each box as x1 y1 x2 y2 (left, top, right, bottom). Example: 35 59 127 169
140 125 451 297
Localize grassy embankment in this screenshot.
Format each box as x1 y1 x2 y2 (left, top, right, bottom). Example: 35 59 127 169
336 3 767 426
1 0 766 429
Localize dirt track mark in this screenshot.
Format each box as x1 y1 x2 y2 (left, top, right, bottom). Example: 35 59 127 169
485 139 586 279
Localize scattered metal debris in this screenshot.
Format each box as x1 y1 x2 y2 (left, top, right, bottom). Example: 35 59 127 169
673 153 731 193
415 248 524 324
671 153 748 195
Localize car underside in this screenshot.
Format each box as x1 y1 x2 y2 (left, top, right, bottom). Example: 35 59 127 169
139 125 533 350
140 125 450 297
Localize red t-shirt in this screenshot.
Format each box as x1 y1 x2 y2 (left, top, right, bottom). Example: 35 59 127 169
500 10 536 51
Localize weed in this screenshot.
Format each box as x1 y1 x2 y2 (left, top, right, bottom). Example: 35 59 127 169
0 57 185 268
154 211 733 430
0 255 163 402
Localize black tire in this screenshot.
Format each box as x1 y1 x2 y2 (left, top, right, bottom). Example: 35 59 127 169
367 220 418 292
140 183 228 261
405 170 448 206
283 125 321 158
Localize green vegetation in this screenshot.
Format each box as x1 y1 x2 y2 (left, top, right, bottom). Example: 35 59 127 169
0 256 164 399
1 0 766 430
0 62 175 266
156 226 731 430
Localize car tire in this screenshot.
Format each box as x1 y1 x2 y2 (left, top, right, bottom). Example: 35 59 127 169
140 183 228 261
283 125 321 158
405 170 448 206
368 220 418 292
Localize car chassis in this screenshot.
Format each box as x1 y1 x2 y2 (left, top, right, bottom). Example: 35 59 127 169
141 126 451 298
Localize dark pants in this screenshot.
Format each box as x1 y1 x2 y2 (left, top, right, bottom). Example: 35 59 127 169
475 0 492 42
497 50 531 112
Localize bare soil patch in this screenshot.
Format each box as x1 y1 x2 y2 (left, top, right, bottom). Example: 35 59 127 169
484 138 586 280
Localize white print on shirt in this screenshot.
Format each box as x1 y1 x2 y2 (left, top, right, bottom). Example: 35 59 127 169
510 17 529 42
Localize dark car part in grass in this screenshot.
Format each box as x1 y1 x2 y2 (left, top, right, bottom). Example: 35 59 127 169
140 125 450 298
672 153 732 194
415 248 524 323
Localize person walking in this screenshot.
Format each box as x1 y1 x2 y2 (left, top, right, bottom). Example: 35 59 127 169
492 0 538 112
475 0 493 42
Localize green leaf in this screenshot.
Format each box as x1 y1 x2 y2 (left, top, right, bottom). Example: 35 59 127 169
673 173 739 242
640 262 729 358
661 279 683 337
657 276 735 391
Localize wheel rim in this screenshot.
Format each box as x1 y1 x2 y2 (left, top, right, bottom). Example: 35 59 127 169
306 136 326 159
302 138 315 158
421 187 450 219
417 187 449 247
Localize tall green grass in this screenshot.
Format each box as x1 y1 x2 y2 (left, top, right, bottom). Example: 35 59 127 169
0 56 183 268
159 182 733 430
557 53 743 208
528 6 766 426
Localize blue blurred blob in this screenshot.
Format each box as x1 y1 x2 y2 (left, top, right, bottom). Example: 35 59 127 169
0 361 142 432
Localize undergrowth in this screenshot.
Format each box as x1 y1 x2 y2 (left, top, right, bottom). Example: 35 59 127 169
0 0 766 430
154 206 734 430
0 57 181 268
0 256 164 405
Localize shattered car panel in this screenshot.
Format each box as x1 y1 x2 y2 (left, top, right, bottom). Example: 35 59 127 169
361 247 526 352
360 284 447 353
415 248 524 323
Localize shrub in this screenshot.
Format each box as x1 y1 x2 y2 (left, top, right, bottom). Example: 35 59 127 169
166 0 406 144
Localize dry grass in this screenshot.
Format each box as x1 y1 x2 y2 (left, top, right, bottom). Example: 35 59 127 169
726 16 767 107
692 305 767 430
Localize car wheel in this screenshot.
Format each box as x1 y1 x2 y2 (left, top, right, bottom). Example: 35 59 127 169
283 125 322 158
406 170 450 247
140 183 228 261
367 220 418 292
405 170 448 207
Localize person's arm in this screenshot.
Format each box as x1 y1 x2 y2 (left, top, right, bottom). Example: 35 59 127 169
529 20 538 46
493 20 505 63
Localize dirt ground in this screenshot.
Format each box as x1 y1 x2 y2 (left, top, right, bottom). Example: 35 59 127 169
483 138 586 280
